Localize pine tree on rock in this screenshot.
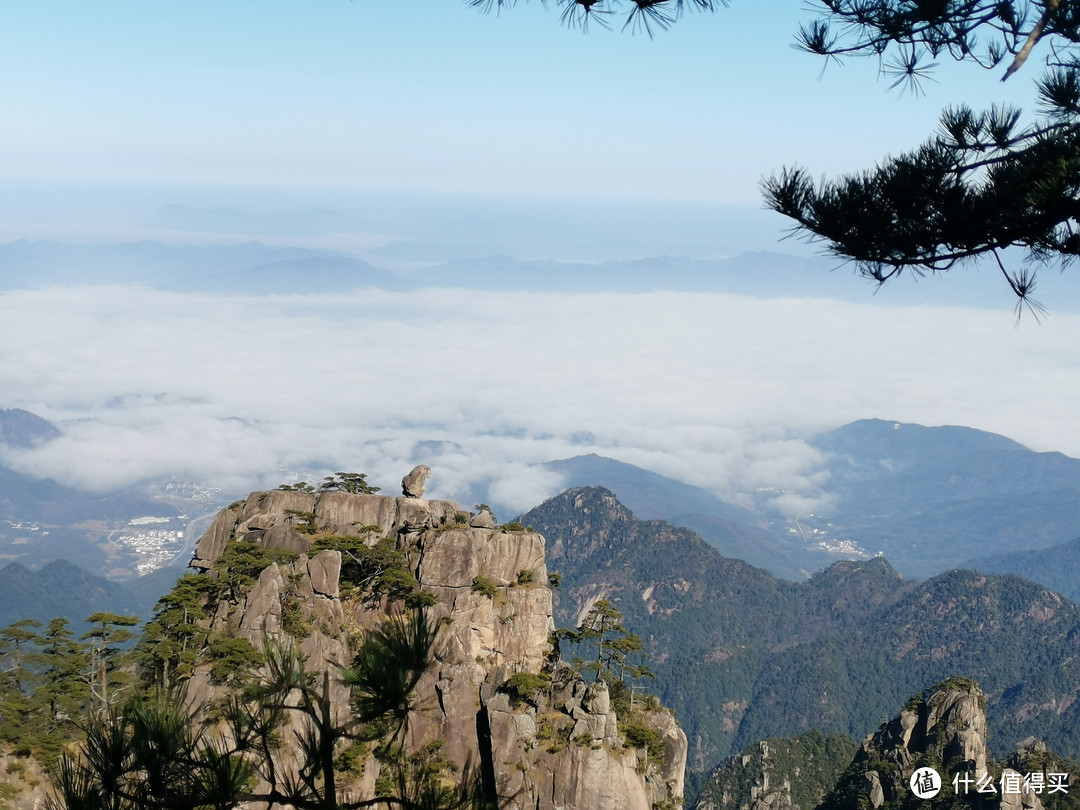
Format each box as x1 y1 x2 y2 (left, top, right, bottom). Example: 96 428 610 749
47 610 491 810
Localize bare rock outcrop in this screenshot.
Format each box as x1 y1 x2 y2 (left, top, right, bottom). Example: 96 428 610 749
692 731 855 810
479 664 683 810
848 679 991 806
0 751 48 810
182 477 686 810
821 678 1051 810
401 464 430 497
315 491 398 534
694 679 1064 810
471 508 498 529
191 487 461 569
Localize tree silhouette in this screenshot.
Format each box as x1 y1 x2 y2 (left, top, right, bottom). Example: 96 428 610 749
760 0 1080 314
469 0 722 37
318 472 380 495
46 692 254 810
48 611 491 810
560 599 653 689
475 0 1080 309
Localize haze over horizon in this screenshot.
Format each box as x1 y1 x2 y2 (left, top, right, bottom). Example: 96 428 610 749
2 3 1080 518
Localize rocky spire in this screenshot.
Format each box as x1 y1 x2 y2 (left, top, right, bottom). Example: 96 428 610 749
823 677 1048 810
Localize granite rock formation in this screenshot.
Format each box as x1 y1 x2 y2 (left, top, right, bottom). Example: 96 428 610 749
692 731 855 810
401 464 431 498
693 678 1072 810
821 678 1053 810
186 480 686 809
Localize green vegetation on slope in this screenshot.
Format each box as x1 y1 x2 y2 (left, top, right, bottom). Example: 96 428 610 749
694 729 857 810
523 486 1080 783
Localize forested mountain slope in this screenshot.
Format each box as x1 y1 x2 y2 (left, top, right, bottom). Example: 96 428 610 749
0 560 141 631
523 487 1080 784
966 536 1080 604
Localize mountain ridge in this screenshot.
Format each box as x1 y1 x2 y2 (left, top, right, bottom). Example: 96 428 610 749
522 486 1080 786
0 559 142 630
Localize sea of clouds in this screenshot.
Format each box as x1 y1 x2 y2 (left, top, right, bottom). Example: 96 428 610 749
1 281 1077 518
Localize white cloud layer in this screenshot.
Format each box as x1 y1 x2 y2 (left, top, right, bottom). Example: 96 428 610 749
2 284 1078 516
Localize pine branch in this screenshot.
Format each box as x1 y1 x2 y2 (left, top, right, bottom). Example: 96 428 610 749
1003 0 1060 80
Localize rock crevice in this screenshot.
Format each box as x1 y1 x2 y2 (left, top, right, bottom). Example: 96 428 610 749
186 483 686 810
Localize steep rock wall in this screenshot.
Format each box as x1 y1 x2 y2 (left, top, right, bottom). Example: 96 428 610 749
188 487 687 809
822 678 1053 810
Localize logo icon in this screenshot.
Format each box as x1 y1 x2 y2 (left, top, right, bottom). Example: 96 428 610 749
910 767 942 799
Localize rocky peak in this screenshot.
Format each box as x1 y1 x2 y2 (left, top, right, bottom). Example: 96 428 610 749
871 680 989 777
183 477 687 810
521 487 636 563
694 678 1072 810
825 677 1052 810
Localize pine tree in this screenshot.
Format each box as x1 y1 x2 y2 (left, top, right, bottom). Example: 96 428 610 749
469 0 721 36
475 0 1080 309
137 574 213 689
560 598 654 690
318 472 380 495
81 613 139 713
47 610 491 810
0 619 45 694
0 620 45 752
33 619 91 765
759 0 1080 310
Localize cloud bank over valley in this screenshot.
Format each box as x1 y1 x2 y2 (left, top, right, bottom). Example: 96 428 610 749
3 279 1079 518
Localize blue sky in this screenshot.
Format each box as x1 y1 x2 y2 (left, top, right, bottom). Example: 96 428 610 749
3 2 1079 518
0 1 1039 203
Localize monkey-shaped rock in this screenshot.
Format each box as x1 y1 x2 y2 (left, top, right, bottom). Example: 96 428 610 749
401 464 431 498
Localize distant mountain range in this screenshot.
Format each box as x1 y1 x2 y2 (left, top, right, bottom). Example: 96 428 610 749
806 419 1080 578
0 240 843 297
6 237 1076 308
0 240 408 294
142 204 391 238
536 419 1080 582
966 536 1080 604
0 559 142 631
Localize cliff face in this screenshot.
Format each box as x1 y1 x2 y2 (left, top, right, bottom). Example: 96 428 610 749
0 751 47 810
836 680 994 809
187 486 686 809
824 678 1060 810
